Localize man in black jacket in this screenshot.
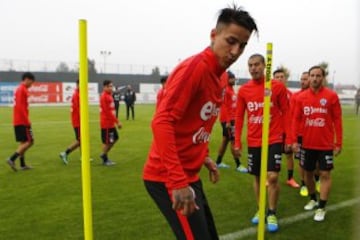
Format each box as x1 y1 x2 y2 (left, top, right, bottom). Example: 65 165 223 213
124 85 136 120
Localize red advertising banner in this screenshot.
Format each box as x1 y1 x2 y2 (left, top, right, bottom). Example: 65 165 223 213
28 82 63 103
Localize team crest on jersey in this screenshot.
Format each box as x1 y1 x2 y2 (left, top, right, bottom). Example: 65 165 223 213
320 98 327 106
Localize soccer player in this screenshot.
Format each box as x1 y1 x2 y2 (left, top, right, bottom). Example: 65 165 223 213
292 66 342 221
100 80 122 166
273 68 300 188
156 75 167 109
290 71 311 196
59 80 80 164
6 72 35 171
143 5 258 239
216 71 247 173
355 88 360 115
234 54 290 232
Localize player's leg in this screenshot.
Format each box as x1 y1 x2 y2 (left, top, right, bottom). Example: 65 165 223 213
302 149 318 210
314 150 334 221
60 127 80 164
216 122 230 168
266 143 282 232
100 128 117 165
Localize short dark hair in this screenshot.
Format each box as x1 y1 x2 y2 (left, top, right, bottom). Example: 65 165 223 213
248 54 265 64
103 80 112 86
217 5 258 34
160 76 168 84
308 66 325 77
22 72 35 81
227 71 235 79
273 69 285 76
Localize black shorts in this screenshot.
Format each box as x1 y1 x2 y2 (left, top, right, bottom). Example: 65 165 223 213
101 128 119 144
247 143 282 176
300 148 334 171
282 133 293 154
144 180 218 240
74 127 80 141
14 125 34 142
221 120 235 141
294 136 303 160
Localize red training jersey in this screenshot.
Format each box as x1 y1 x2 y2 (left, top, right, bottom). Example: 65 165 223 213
235 78 290 149
100 91 119 128
289 89 305 136
219 73 236 123
71 88 80 128
13 83 31 126
156 87 165 109
292 87 342 150
143 47 224 190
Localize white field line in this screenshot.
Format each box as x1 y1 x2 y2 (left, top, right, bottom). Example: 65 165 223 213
220 197 360 240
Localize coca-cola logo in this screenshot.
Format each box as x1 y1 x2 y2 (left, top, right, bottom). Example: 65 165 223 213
192 127 211 144
305 117 325 127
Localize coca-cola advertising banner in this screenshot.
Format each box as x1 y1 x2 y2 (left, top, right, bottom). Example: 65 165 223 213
28 82 63 103
0 82 99 104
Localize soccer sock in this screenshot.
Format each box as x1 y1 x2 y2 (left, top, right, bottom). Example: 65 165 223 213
100 153 108 162
216 155 223 164
314 175 320 182
319 199 327 209
287 170 294 180
234 157 240 168
20 156 25 167
9 152 20 162
310 193 317 201
301 180 306 186
267 209 276 216
65 148 72 155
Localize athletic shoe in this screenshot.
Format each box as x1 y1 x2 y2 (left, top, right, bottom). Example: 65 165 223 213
59 152 68 165
251 211 259 225
314 208 326 221
103 160 116 166
236 165 248 173
20 165 33 170
316 180 320 193
217 163 230 169
266 214 279 232
300 185 309 197
286 178 300 188
7 159 17 172
304 200 318 210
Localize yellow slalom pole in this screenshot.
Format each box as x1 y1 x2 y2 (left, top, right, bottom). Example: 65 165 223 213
257 42 273 240
79 19 93 240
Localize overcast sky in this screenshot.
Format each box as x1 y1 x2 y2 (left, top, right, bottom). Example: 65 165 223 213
0 0 358 85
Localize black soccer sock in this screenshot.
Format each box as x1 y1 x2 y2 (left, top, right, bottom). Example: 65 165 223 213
9 152 20 162
234 157 240 168
267 209 277 216
20 155 26 167
287 169 294 180
310 193 317 202
301 180 306 186
216 155 223 164
319 199 327 209
65 148 72 155
100 153 108 162
314 175 320 182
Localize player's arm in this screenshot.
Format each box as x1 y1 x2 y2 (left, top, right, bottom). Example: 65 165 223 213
291 98 302 152
332 94 343 156
234 89 246 157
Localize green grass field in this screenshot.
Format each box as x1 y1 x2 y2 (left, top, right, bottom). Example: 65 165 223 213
0 104 359 240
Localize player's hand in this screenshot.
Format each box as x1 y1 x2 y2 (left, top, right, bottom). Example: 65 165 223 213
292 143 300 153
233 148 242 159
284 144 292 153
334 146 341 156
204 157 219 183
117 123 122 129
172 186 199 216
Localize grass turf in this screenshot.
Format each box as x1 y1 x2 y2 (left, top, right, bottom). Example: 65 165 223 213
0 104 359 239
